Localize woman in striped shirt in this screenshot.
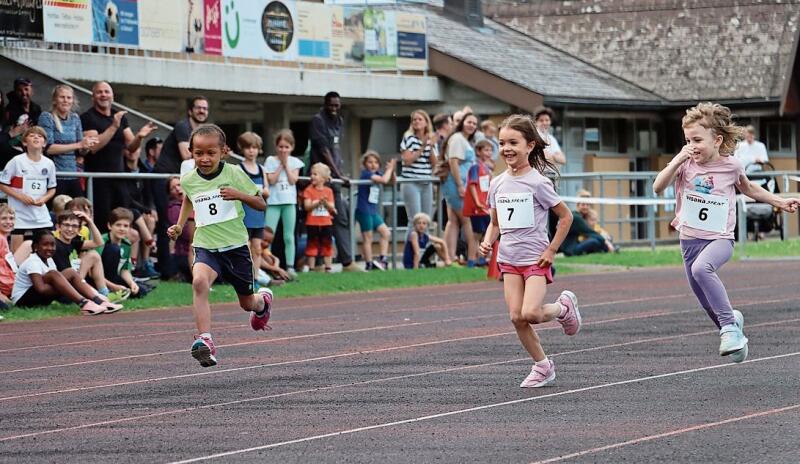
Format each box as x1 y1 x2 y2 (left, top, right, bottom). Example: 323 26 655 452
399 110 438 221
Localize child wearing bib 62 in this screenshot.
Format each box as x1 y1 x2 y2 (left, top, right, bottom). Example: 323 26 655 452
653 103 800 363
478 115 582 388
167 124 274 368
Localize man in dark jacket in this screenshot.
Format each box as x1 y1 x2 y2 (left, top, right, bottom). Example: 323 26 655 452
3 77 42 129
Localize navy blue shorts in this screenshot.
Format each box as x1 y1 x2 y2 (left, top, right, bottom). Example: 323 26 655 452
470 215 491 234
193 245 254 295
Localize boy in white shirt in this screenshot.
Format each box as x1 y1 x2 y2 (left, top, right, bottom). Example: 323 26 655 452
0 126 57 252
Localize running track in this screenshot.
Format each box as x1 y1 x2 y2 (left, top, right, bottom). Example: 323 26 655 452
1 261 798 463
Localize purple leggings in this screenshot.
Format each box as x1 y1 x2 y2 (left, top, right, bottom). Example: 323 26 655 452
680 238 736 329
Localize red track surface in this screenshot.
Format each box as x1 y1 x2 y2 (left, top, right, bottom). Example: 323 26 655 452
1 261 798 463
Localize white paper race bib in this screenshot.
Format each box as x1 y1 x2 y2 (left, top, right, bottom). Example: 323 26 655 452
23 177 47 198
496 192 535 229
479 175 490 192
312 204 330 217
680 190 729 233
368 186 380 204
192 190 238 226
5 251 17 272
276 180 291 192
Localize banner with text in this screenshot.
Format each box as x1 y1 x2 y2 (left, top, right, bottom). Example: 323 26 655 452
363 7 395 68
1 1 44 40
91 0 139 46
43 0 92 44
139 0 181 51
296 1 331 63
396 11 426 70
222 0 297 61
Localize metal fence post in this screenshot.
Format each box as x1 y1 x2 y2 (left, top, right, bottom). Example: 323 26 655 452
87 176 94 205
347 182 356 267
737 196 747 253
391 180 398 270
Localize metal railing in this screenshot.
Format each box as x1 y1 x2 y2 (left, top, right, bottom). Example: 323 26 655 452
53 169 799 267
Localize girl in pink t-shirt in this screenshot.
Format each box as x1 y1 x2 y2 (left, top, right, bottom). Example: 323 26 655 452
478 114 582 388
654 103 800 363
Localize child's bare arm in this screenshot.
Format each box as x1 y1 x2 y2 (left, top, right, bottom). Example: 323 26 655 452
409 231 421 269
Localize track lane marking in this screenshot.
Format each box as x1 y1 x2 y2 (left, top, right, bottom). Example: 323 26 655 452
5 316 799 443
165 350 800 463
529 404 800 463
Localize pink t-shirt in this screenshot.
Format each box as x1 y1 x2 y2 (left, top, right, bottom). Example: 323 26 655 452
488 169 561 266
671 155 746 240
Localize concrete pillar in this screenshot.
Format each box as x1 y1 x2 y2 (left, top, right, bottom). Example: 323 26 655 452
263 102 290 150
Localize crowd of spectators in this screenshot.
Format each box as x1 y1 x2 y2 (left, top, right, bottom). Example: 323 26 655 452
0 76 598 318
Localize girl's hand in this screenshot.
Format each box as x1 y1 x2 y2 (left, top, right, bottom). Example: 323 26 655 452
779 198 800 213
674 145 693 164
219 187 241 201
261 187 270 198
130 282 140 295
80 136 98 150
167 224 182 240
457 184 465 198
478 241 492 257
536 249 556 268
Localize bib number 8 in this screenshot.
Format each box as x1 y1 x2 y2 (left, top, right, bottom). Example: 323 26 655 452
209 203 217 215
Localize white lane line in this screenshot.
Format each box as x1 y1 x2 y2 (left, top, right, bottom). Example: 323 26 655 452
2 286 786 376
166 351 800 463
530 404 800 463
0 307 701 402
0 312 499 375
0 297 502 354
5 316 799 443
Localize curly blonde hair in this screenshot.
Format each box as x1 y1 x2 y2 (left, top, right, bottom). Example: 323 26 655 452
681 103 745 155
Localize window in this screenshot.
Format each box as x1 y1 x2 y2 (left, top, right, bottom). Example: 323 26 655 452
764 121 795 153
626 119 662 153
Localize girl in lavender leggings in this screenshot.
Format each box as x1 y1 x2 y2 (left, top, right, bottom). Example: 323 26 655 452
654 103 800 363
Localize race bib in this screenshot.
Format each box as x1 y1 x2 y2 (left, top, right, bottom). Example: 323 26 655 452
5 251 17 272
276 181 291 192
312 204 330 217
680 190 729 233
368 186 381 204
192 190 238 226
496 192 535 229
23 177 47 198
479 175 490 192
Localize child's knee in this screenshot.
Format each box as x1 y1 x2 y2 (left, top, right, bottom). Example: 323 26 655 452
691 260 716 280
191 276 210 294
522 307 546 324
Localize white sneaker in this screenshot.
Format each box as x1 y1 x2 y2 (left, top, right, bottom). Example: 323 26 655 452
719 324 748 356
730 310 748 363
301 265 310 273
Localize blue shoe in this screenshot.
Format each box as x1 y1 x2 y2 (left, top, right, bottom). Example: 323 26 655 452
719 323 748 356
730 310 748 363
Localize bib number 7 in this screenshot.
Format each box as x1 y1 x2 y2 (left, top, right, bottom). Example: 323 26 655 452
496 192 535 229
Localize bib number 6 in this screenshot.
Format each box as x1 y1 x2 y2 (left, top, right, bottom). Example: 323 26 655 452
698 208 708 221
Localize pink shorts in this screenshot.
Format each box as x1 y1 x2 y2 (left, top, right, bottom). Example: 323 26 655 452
497 262 554 284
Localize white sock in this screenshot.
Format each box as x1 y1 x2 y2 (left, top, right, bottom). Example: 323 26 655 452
535 357 550 367
199 332 212 340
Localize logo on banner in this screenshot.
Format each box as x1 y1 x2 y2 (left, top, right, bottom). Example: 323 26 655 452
224 0 240 48
262 1 293 53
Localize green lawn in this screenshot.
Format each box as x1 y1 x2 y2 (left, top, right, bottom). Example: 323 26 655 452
2 238 797 322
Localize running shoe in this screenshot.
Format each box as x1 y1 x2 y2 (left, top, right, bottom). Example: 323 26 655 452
371 259 386 271
729 310 748 363
250 287 273 331
101 301 124 314
520 359 556 388
108 288 131 303
80 300 106 316
191 335 217 367
556 290 582 336
719 323 748 356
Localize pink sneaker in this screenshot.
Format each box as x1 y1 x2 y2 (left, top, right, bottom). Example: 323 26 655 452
250 288 273 331
556 290 581 336
191 335 217 367
520 360 556 388
80 300 106 316
101 301 123 314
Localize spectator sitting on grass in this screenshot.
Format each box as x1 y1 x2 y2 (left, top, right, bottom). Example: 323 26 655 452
575 189 616 252
11 230 117 315
257 226 290 286
403 212 454 269
0 204 17 313
98 207 153 298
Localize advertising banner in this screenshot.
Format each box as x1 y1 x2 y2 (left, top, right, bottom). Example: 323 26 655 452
43 0 93 44
331 6 363 66
203 0 221 55
396 11 426 70
92 0 139 46
184 0 203 53
0 2 44 40
296 1 331 63
221 0 297 60
364 7 395 69
139 0 182 51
